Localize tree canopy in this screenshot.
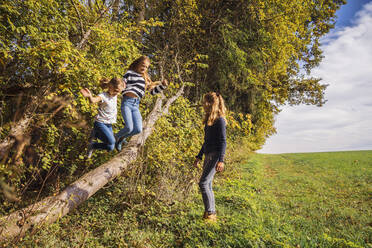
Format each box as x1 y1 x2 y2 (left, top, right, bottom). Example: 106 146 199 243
0 0 345 232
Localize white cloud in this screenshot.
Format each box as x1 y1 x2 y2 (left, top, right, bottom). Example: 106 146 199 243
259 2 372 154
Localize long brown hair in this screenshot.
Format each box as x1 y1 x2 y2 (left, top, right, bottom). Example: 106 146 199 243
128 55 153 89
203 92 227 126
100 77 124 90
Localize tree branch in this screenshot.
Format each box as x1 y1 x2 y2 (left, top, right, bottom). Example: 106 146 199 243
70 0 85 40
77 0 115 49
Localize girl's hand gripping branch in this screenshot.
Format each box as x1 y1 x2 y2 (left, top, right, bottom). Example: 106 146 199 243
80 88 102 104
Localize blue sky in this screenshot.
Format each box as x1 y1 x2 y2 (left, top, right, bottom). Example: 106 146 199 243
336 0 370 27
259 1 372 154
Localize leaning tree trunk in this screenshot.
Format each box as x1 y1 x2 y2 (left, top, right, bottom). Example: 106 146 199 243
0 86 184 243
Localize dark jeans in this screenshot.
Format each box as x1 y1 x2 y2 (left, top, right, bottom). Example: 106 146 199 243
199 152 219 214
92 121 115 151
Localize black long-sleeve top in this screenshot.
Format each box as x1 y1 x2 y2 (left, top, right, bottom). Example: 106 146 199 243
196 117 226 162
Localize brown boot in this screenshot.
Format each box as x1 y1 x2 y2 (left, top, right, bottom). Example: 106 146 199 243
203 212 209 219
204 212 217 222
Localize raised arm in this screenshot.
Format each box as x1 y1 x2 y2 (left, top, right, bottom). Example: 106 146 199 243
148 79 168 95
80 88 102 104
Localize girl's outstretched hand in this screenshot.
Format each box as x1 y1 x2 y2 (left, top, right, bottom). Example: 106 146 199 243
193 158 200 168
80 88 92 98
216 162 224 172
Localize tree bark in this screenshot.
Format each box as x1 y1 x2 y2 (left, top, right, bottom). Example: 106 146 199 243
0 87 184 243
0 88 49 160
112 0 120 22
134 0 146 24
0 117 32 158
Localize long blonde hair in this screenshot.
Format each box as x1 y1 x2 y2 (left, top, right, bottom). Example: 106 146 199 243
203 92 227 126
128 55 155 89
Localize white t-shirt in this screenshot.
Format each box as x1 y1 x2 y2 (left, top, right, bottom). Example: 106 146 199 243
95 92 117 124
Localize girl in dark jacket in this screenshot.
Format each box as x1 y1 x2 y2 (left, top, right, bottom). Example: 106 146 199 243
193 92 227 222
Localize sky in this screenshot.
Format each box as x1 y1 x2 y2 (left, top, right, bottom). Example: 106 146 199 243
259 0 372 154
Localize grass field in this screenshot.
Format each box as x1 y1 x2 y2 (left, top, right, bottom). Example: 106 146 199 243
252 151 372 247
14 150 372 247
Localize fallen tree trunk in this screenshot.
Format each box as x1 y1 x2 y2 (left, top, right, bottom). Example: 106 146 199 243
0 86 184 243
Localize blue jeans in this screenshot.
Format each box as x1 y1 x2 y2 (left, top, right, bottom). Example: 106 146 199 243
92 121 115 151
116 96 142 142
199 152 218 214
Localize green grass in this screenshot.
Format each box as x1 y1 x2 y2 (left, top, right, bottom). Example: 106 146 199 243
13 150 372 247
254 151 372 247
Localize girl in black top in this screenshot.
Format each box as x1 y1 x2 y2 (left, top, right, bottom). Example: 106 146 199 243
193 92 227 222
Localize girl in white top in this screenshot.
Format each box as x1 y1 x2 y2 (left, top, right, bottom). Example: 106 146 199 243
80 78 125 158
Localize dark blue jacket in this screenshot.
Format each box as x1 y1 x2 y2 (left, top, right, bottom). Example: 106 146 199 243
196 117 226 162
